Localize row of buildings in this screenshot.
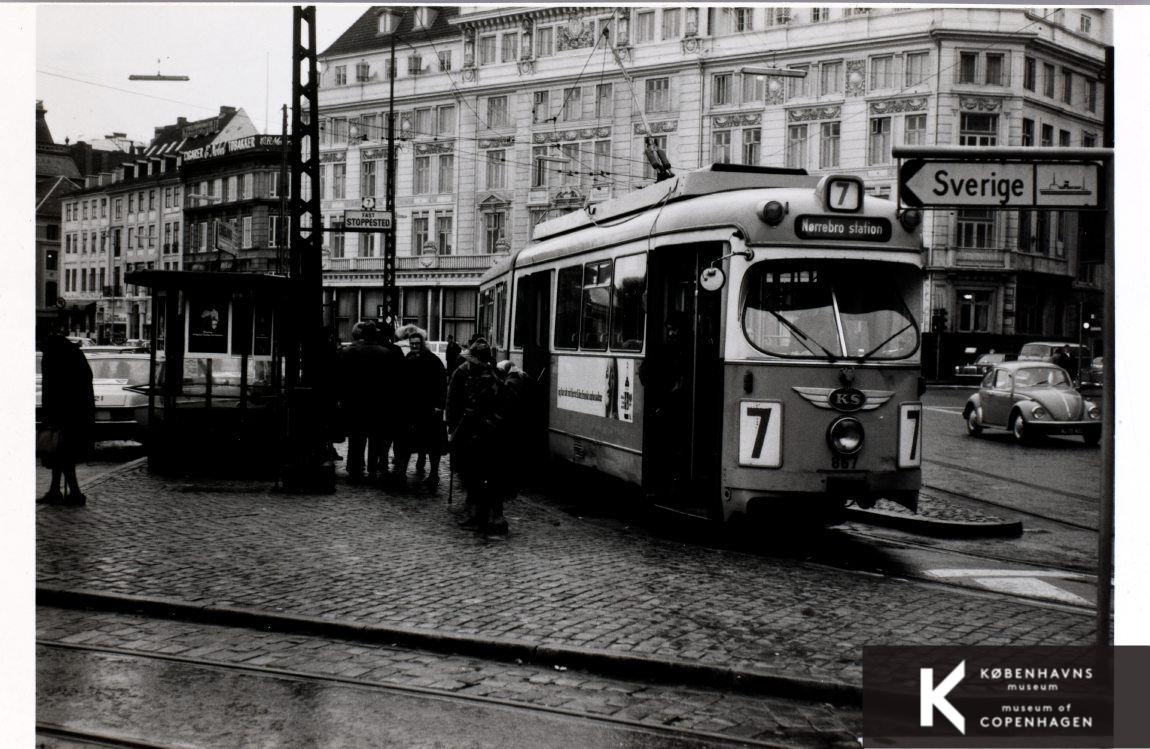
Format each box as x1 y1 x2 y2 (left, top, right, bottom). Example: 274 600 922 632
47 5 1110 372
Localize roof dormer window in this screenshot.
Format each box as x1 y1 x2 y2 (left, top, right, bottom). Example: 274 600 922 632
414 7 438 30
378 10 400 35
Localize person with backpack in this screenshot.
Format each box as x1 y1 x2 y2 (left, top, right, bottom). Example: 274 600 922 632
447 337 513 536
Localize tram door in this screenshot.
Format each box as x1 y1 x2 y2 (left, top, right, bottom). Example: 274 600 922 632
515 271 552 465
642 246 724 519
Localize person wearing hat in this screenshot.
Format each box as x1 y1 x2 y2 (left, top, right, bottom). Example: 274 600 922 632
339 320 390 483
446 337 513 536
395 328 447 490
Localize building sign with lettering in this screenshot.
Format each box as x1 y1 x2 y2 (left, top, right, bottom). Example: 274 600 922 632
794 215 892 242
182 134 284 162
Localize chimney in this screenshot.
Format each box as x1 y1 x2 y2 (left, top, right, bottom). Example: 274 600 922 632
219 106 236 116
177 117 188 127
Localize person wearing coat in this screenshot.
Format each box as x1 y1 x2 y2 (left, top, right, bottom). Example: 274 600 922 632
445 335 462 376
395 329 447 489
39 334 95 505
338 321 392 483
446 338 512 535
373 321 406 482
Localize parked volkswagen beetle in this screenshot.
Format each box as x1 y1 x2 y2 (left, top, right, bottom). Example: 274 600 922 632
963 361 1101 445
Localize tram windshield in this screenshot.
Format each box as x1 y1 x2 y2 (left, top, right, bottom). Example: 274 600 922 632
742 261 919 360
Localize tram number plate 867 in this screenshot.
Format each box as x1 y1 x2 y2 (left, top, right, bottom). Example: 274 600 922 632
738 401 783 468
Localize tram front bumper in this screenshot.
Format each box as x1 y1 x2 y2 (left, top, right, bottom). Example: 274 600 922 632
724 473 919 519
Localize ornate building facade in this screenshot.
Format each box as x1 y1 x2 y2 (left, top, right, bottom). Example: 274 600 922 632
318 6 1109 366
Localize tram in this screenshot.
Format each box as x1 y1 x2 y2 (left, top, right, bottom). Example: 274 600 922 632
477 164 924 522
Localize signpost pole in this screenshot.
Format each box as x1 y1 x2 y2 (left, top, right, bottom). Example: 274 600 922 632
384 31 397 329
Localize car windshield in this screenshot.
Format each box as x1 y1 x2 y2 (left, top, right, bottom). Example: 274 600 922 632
1013 366 1072 389
87 358 150 383
742 261 919 360
978 353 1006 364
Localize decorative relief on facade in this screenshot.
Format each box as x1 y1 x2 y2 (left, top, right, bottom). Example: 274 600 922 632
633 121 678 135
478 136 517 149
712 113 762 128
553 187 585 204
517 60 536 77
615 8 630 47
959 96 1001 112
461 67 477 83
766 79 785 106
869 97 928 114
557 13 595 51
533 127 612 144
413 141 454 155
685 8 699 36
787 106 841 122
520 17 534 58
681 37 703 54
845 60 867 97
319 151 346 163
362 147 389 160
463 28 475 68
399 112 414 137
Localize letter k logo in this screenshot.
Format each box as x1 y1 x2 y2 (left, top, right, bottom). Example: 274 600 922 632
920 660 965 734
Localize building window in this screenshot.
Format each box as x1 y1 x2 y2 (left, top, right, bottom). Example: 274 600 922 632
483 209 507 253
479 35 496 65
904 114 926 145
501 32 518 63
486 96 509 128
742 73 765 103
741 128 761 165
536 26 553 57
595 84 612 118
820 121 840 168
788 65 813 98
438 155 454 194
1024 57 1036 91
958 51 978 83
768 8 791 26
711 131 731 164
438 50 452 72
1059 129 1071 147
734 8 754 31
162 187 171 208
593 140 611 185
957 210 995 248
486 150 507 189
148 224 156 248
82 202 88 220
360 233 377 258
411 213 429 255
413 156 431 195
1062 69 1074 103
332 163 346 199
1040 123 1054 147
100 198 107 217
414 108 432 136
335 65 347 86
810 7 831 23
1043 63 1055 97
985 53 1005 86
1082 131 1097 148
662 9 681 39
959 113 997 146
712 73 733 106
356 62 370 83
868 117 891 164
562 87 582 121
635 10 655 42
820 61 843 96
436 214 453 255
786 124 808 169
361 159 377 197
241 216 252 248
442 288 477 343
957 290 992 333
1079 14 1093 35
532 91 550 124
1022 118 1034 147
1085 79 1098 112
642 135 667 181
645 78 669 112
870 56 893 90
114 199 122 220
436 105 456 135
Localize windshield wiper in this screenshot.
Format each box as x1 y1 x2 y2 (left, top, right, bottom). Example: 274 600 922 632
767 310 838 359
857 322 915 362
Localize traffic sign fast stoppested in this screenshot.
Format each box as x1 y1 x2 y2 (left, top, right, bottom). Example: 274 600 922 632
342 210 394 231
899 160 1101 209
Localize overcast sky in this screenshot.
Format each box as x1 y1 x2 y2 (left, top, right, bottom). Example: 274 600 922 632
37 3 367 145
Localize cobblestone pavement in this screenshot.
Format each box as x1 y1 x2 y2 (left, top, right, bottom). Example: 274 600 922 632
36 457 1095 689
38 606 860 747
869 491 1007 523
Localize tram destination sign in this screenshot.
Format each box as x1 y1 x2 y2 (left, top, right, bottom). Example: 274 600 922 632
794 215 892 242
342 210 394 232
899 160 1101 209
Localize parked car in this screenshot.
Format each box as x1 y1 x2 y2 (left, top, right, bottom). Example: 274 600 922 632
954 351 1014 382
963 361 1101 445
1082 357 1104 388
85 352 154 442
1018 341 1089 365
66 336 98 348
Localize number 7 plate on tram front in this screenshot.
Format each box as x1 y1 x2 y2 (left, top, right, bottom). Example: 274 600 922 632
738 401 782 468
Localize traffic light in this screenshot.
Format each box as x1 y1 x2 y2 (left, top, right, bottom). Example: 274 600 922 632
931 307 948 333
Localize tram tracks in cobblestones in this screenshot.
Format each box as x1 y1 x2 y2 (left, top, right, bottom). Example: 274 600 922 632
36 640 824 749
922 458 1097 504
920 482 1099 533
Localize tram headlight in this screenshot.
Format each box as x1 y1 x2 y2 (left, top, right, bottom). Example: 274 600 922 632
827 417 865 455
899 209 922 232
759 200 787 226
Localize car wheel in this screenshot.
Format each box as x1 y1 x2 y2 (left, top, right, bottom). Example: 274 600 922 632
1083 428 1101 447
1010 413 1029 444
965 407 982 436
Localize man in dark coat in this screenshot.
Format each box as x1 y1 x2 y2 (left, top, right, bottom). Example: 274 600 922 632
39 334 94 505
395 329 447 490
338 321 391 483
445 334 462 376
373 321 406 483
447 338 511 535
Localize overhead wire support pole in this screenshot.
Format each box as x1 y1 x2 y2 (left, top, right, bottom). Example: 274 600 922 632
384 31 398 328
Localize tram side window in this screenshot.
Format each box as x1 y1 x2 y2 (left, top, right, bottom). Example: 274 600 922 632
610 254 646 351
581 260 613 350
554 265 583 349
513 276 529 348
478 287 496 344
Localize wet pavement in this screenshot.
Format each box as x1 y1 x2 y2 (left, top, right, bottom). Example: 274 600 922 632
38 644 763 749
